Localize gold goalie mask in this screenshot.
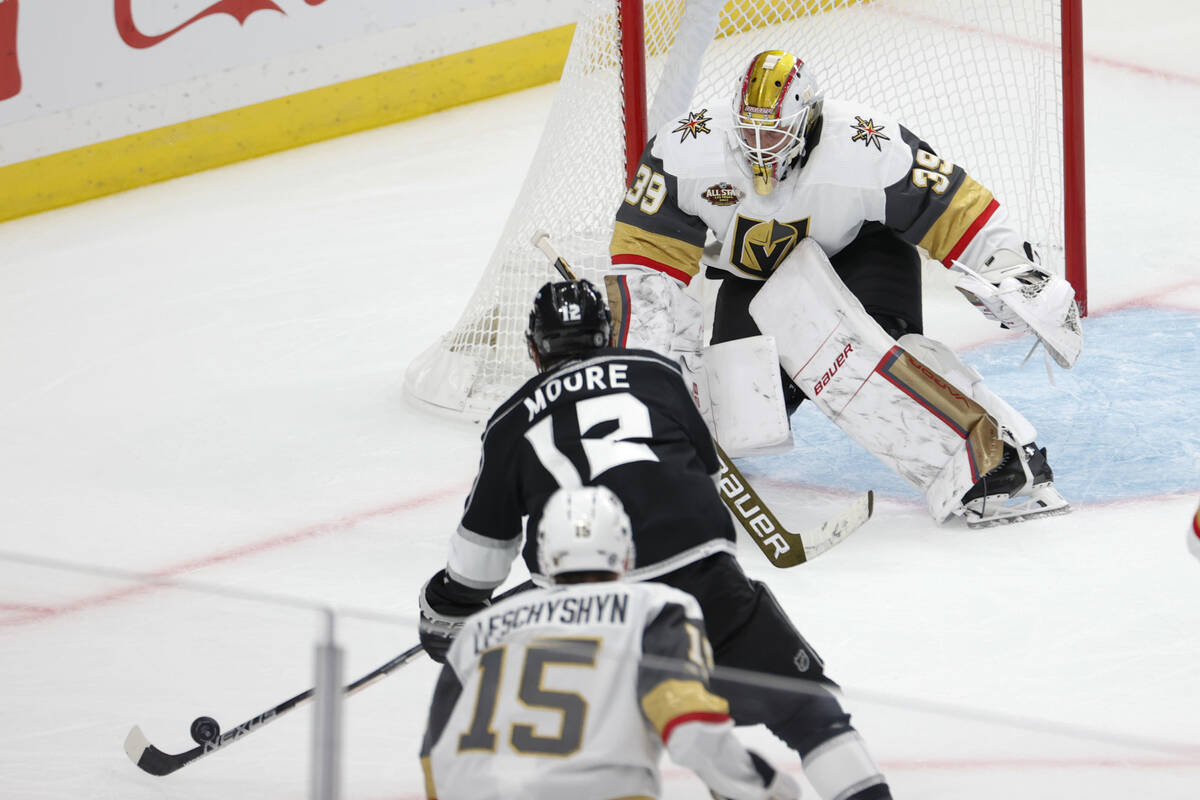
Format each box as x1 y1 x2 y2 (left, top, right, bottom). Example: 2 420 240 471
731 50 824 195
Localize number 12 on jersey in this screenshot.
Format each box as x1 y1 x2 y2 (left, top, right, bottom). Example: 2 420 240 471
524 393 660 486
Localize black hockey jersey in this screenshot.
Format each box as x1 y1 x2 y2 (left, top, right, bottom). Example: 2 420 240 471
447 349 737 589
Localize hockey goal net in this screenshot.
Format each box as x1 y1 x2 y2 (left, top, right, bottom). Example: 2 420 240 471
405 0 1084 421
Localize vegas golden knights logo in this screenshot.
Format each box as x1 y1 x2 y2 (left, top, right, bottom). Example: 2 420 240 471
730 216 810 278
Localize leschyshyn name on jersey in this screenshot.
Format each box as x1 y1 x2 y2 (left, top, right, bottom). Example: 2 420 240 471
466 588 631 653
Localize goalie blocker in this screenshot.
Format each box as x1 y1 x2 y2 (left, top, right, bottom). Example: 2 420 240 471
749 239 1069 526
601 271 792 457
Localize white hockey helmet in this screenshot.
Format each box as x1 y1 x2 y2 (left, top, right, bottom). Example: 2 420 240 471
730 50 824 195
536 486 635 580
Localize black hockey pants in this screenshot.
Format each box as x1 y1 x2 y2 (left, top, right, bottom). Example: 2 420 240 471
656 552 855 758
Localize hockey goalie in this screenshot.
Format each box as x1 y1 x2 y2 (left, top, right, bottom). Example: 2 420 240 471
606 49 1082 527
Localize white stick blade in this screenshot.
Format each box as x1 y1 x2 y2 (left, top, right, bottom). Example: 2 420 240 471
800 491 874 560
123 725 151 764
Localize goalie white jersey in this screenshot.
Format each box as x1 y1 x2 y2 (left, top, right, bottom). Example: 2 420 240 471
611 99 1027 288
420 581 776 800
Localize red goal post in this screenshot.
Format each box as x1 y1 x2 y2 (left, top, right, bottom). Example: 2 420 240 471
405 0 1087 421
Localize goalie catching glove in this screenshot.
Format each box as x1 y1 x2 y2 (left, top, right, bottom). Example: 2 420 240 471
952 248 1083 368
418 569 491 663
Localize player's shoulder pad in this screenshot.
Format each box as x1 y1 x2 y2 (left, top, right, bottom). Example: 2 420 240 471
651 108 733 180
803 98 914 188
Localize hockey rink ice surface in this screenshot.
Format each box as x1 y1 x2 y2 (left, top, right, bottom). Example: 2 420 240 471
2 2 1199 798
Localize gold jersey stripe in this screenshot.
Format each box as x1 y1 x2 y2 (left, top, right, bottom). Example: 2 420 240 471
420 755 436 799
640 678 730 737
610 221 704 282
917 175 996 262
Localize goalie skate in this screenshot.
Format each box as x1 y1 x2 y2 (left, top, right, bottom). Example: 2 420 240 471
957 443 1071 528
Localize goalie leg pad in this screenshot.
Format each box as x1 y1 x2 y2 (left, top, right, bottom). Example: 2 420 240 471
897 333 1037 447
749 239 1005 522
682 335 793 457
896 333 1072 524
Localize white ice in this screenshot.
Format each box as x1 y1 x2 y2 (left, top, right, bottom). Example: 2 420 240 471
2 1 1199 798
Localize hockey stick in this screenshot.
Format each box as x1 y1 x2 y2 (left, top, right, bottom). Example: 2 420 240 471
713 445 873 566
124 642 425 776
530 230 873 567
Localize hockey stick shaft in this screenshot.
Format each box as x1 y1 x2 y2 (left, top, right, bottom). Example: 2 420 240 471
529 231 873 568
531 230 576 282
124 642 425 776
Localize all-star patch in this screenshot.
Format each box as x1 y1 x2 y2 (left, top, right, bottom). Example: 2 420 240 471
673 109 712 142
702 183 742 206
850 116 890 151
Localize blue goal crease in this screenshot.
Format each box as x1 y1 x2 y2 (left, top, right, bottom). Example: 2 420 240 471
742 307 1200 505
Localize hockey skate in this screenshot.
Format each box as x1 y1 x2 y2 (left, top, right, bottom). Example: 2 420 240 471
957 443 1071 528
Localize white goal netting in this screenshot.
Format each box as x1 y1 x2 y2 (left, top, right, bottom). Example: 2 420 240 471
405 0 1066 421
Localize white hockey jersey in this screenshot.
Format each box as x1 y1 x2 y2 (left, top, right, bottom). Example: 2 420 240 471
610 99 1028 288
420 581 775 800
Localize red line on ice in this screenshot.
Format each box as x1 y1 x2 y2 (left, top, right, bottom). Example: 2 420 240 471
0 486 463 628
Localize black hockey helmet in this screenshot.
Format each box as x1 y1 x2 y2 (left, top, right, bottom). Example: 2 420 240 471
526 280 612 364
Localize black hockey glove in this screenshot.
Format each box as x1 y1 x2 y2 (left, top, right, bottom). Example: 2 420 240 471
418 569 491 664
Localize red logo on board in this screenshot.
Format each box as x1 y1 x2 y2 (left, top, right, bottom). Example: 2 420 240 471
2 1 341 103
0 0 19 101
114 0 285 49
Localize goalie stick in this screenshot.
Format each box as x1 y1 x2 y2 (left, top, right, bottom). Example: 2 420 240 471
531 230 873 567
124 642 425 776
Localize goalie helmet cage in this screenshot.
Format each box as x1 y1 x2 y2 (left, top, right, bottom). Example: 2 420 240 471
404 0 1086 422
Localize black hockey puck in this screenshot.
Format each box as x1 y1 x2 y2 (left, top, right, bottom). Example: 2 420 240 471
190 716 221 744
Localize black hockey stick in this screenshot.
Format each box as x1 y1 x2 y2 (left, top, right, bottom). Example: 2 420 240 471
124 642 425 776
530 230 873 567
